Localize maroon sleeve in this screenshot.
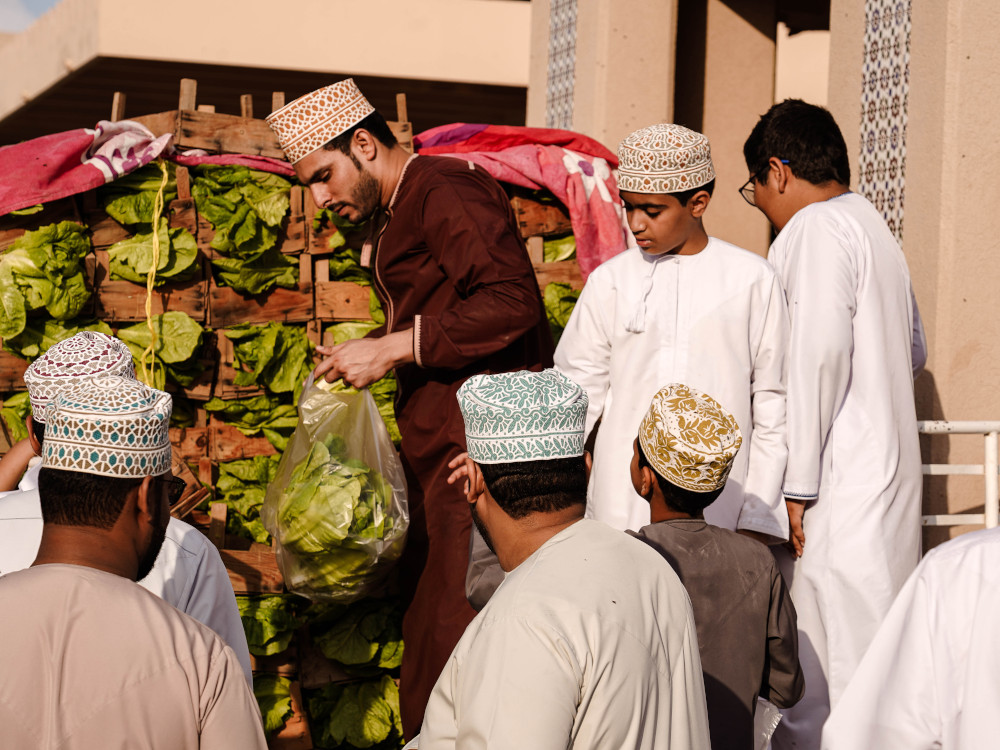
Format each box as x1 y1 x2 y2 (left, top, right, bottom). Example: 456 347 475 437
413 173 545 370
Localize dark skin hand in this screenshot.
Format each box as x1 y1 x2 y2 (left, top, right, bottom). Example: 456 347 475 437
785 498 807 558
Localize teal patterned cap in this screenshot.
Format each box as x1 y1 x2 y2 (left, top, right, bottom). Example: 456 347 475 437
42 375 173 478
458 369 588 464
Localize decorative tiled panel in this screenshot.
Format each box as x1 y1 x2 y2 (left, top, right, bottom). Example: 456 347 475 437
545 0 578 130
859 0 911 241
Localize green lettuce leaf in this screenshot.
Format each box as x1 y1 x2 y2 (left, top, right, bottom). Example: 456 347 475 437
543 282 581 346
0 222 92 337
100 163 179 227
253 674 294 737
107 220 198 285
116 312 204 390
308 675 403 750
313 598 404 675
217 455 281 544
236 594 303 656
9 204 43 216
1 391 31 444
225 322 313 398
204 393 297 452
543 233 577 262
211 245 298 296
2 318 113 361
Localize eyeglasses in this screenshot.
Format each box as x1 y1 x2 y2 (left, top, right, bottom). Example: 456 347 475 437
739 159 789 207
164 476 187 507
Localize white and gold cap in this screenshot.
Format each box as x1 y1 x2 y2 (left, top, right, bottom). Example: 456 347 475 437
617 124 715 194
266 79 376 164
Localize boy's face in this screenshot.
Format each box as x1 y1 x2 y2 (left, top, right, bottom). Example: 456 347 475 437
620 190 699 256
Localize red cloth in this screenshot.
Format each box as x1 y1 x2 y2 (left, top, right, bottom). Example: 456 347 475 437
414 123 619 167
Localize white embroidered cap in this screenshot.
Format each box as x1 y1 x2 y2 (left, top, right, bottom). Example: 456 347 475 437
617 124 716 194
458 369 588 464
41 375 172 478
23 331 136 423
639 383 742 493
266 79 376 164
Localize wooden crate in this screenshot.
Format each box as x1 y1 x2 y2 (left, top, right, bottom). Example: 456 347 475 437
195 185 307 259
215 320 322 400
313 278 372 322
209 418 279 461
208 254 315 327
270 681 313 750
169 425 210 463
94 252 209 323
0 197 83 250
510 193 573 239
534 261 584 290
0 351 28 391
220 543 284 594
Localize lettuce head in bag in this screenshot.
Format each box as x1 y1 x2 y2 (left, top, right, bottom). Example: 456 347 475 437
262 377 408 601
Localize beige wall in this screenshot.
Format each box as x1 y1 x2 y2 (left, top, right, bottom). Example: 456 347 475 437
826 0 864 189
775 23 830 106
0 0 532 122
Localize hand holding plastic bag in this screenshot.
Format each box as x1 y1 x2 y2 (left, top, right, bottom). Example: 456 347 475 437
262 376 408 601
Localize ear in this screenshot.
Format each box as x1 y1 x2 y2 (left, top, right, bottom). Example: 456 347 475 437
25 416 42 456
465 458 486 506
134 476 157 524
770 156 790 193
353 129 378 162
637 465 657 500
687 189 711 219
584 450 593 482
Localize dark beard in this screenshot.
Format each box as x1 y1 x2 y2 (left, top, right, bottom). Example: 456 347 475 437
352 163 381 221
136 500 169 582
470 502 496 556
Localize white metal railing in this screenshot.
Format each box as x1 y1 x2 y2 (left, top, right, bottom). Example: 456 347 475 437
919 421 1000 528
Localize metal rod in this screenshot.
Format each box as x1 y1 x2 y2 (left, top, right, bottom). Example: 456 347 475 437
986 432 999 528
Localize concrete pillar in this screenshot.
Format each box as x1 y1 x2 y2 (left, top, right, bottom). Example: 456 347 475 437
696 0 777 255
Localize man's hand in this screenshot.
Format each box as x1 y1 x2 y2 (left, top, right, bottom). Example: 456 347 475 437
314 330 414 388
785 498 807 558
447 452 470 494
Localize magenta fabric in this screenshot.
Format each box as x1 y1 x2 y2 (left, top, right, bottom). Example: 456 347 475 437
414 123 619 167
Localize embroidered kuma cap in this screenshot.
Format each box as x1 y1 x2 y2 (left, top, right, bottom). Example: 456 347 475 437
42 375 172 478
458 369 588 464
639 383 741 493
617 123 715 194
24 331 136 423
265 79 377 164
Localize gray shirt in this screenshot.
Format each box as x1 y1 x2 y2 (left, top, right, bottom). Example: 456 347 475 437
632 519 803 750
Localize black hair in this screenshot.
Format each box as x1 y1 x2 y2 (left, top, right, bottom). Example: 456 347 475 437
322 111 399 159
670 178 715 207
478 455 587 519
743 99 851 187
37 467 145 529
32 418 46 446
636 441 722 515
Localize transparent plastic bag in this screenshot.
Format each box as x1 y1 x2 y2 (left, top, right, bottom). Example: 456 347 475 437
261 376 408 601
754 697 782 750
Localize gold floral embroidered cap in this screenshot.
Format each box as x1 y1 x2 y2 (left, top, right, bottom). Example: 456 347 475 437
639 383 741 493
265 79 376 164
617 124 715 194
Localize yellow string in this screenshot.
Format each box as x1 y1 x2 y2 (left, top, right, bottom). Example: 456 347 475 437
139 159 170 386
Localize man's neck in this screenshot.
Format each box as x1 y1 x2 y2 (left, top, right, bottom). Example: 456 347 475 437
495 504 585 572
33 525 138 580
378 146 417 209
649 493 702 524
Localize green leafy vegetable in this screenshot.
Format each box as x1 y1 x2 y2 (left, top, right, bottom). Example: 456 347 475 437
271 433 402 595
204 393 298 452
225 322 313 399
100 162 178 226
543 233 577 262
308 675 404 750
9 205 43 216
0 221 92 339
236 595 303 656
169 395 198 428
217 455 281 544
211 245 298 296
1 392 31 444
2 318 112 361
543 282 581 346
313 598 404 675
107 220 198 286
253 674 294 737
191 165 291 261
116 312 205 391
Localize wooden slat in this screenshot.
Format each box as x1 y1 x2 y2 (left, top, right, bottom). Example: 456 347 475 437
215 330 266 400
208 502 227 548
240 94 254 119
220 543 284 593
533 261 584 290
510 195 573 238
297 631 355 690
269 681 313 749
249 647 298 676
178 109 285 158
208 282 315 327
525 236 544 264
110 91 126 122
314 280 372 321
178 78 198 111
0 351 28 391
271 91 285 112
129 111 180 141
169 425 210 462
96 280 209 323
0 197 81 248
395 93 408 124
209 419 278 461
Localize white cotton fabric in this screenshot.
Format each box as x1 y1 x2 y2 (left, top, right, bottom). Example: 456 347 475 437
822 528 1000 750
0 478 253 689
554 238 790 538
767 192 926 750
0 564 266 750
420 519 710 750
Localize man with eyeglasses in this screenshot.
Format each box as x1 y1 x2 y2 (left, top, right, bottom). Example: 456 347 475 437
0 332 252 688
741 99 927 750
0 375 267 749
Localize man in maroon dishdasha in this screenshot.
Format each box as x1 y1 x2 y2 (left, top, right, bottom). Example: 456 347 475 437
266 80 552 736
